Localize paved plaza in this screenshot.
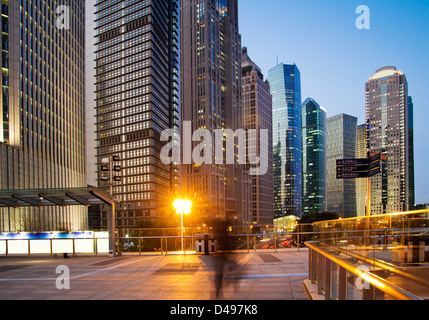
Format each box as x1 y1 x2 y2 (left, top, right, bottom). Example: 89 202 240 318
0 249 310 300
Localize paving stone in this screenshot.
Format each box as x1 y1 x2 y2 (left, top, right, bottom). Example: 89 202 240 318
0 250 310 300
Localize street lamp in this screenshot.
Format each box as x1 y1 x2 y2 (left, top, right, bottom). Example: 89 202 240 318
174 199 192 253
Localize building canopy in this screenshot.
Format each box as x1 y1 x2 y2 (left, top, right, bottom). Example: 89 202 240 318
0 188 115 208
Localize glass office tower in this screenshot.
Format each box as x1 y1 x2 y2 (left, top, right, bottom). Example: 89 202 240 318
408 96 415 210
327 114 357 218
356 123 367 217
93 0 180 227
0 1 87 232
268 63 302 218
302 98 327 215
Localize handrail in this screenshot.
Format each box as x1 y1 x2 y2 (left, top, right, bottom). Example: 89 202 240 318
312 209 429 227
306 241 423 300
318 242 429 289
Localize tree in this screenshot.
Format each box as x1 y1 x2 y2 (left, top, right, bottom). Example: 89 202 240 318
294 212 340 244
299 212 340 225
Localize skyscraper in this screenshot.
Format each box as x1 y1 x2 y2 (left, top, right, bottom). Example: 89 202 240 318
268 63 302 218
86 0 97 188
365 66 411 214
408 96 415 210
241 47 273 228
356 123 367 217
92 0 181 227
302 98 327 215
327 114 357 218
180 0 249 227
0 1 87 232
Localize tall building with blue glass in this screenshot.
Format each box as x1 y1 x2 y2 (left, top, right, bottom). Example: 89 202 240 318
302 98 327 215
268 63 302 218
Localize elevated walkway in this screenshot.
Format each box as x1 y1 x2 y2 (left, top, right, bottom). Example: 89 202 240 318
0 249 310 300
305 210 429 300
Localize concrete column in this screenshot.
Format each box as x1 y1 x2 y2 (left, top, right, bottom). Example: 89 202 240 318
108 202 116 257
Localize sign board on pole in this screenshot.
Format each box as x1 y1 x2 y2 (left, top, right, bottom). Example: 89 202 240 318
336 171 371 179
368 152 387 161
336 152 383 180
368 167 381 177
368 160 380 170
368 152 381 163
336 166 368 173
336 159 368 166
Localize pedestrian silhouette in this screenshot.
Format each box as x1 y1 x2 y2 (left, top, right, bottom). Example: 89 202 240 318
212 220 241 299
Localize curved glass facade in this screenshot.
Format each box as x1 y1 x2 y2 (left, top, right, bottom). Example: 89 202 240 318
302 98 327 214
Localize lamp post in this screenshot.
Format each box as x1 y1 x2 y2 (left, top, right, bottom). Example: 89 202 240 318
174 199 192 253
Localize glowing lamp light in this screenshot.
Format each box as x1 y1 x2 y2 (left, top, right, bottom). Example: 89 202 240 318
173 199 192 215
174 199 192 253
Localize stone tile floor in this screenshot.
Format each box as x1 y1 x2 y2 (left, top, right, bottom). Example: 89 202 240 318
0 249 310 300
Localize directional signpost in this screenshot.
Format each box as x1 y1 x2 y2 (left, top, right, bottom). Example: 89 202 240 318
336 159 369 166
336 153 381 179
336 171 372 179
336 152 385 216
368 167 381 177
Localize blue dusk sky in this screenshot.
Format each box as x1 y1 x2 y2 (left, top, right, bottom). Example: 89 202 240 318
238 0 429 205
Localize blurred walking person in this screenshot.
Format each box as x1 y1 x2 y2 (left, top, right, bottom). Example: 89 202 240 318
212 220 241 299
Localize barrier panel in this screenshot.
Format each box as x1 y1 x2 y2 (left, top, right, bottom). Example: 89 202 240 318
52 239 74 254
0 238 110 256
0 240 5 255
305 210 429 300
97 238 109 254
30 240 51 254
74 239 95 254
8 240 28 255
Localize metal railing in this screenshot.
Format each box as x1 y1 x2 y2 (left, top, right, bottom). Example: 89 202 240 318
0 232 315 257
306 241 423 300
306 209 429 300
115 232 311 255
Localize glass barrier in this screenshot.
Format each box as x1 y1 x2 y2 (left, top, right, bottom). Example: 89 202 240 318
113 231 317 256
308 210 429 299
0 238 110 256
